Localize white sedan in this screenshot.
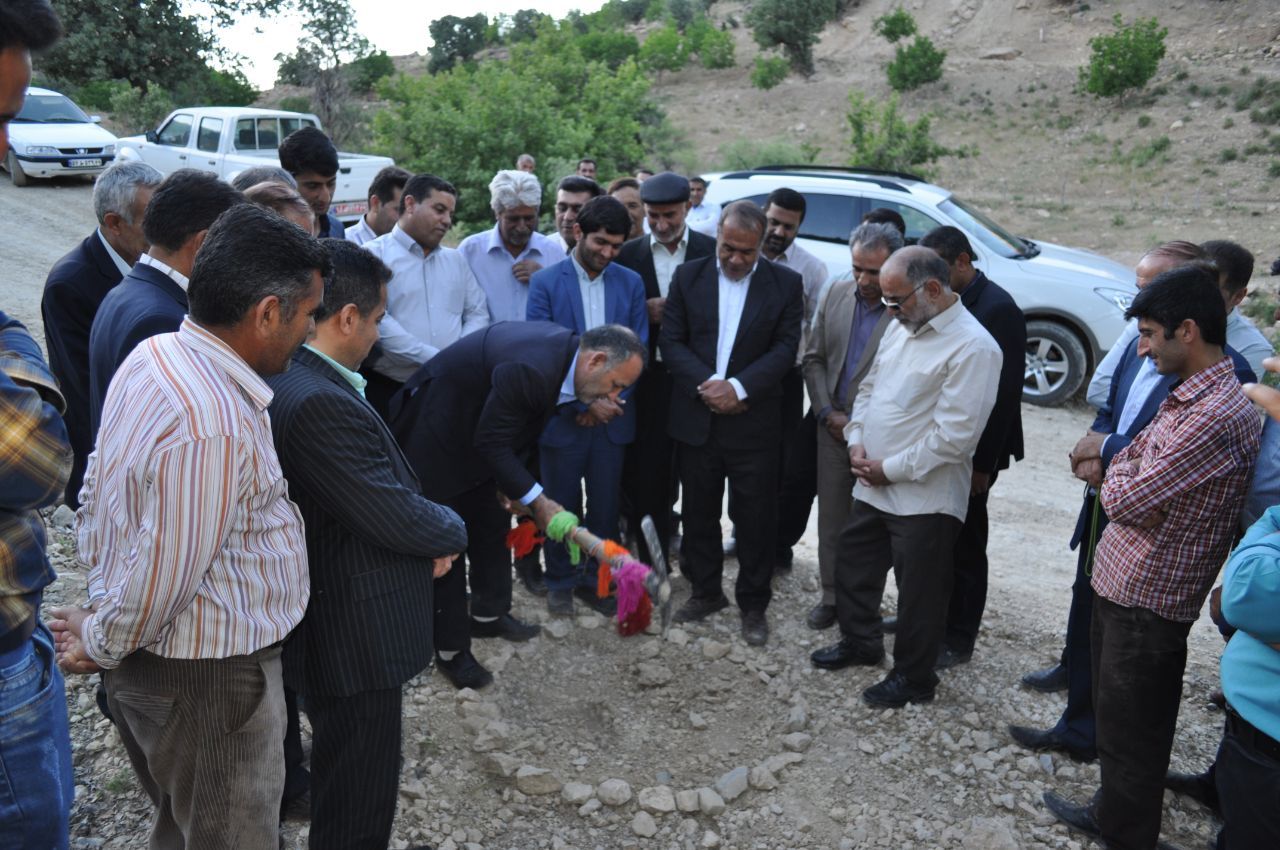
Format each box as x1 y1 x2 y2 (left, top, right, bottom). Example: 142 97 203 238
4 87 117 186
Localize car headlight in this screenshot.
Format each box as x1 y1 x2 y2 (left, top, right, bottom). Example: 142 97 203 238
102 144 115 155
1094 287 1135 312
23 145 58 156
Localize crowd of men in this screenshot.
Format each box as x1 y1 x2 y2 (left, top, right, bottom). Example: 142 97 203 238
2 3 1278 849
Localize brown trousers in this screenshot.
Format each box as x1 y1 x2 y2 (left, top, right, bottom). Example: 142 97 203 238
815 420 856 606
103 646 286 850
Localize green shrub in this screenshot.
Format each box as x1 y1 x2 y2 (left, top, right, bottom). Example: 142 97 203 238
886 36 946 91
718 136 820 170
873 8 917 44
639 23 689 77
279 95 312 114
1137 114 1152 128
1223 116 1234 129
74 79 131 111
578 31 641 70
696 26 735 69
1078 15 1167 99
1219 147 1238 163
108 83 175 135
1269 160 1280 178
846 90 954 175
751 55 789 90
348 51 395 93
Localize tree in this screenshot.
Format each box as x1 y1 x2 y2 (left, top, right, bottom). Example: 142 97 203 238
639 23 689 81
428 14 488 73
508 9 551 42
751 56 788 90
846 90 954 175
872 8 916 44
885 36 946 91
667 0 696 31
292 0 370 144
1079 15 1167 99
746 0 837 76
348 50 395 93
577 32 641 71
696 25 735 70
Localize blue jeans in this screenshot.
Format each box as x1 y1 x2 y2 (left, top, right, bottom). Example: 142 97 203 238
0 622 73 849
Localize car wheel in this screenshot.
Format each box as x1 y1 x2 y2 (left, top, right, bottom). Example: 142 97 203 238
1024 320 1087 406
5 150 29 186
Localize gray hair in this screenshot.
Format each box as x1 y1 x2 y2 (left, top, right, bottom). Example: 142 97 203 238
488 169 542 214
230 165 298 192
849 221 905 254
581 324 647 369
92 160 163 225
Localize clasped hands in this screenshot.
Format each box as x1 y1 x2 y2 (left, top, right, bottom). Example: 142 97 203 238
575 397 624 427
697 378 747 415
847 443 889 487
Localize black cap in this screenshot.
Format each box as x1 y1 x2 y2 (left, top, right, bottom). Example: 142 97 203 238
639 172 690 205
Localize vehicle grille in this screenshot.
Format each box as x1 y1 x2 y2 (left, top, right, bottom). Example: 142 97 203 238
57 147 104 155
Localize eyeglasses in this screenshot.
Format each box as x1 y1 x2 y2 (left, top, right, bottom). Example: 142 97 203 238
880 282 927 310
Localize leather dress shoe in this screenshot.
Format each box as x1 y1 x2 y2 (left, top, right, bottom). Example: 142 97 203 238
810 636 884 670
435 650 494 690
674 593 730 623
862 672 935 708
936 646 973 670
547 588 574 616
806 603 836 630
1008 724 1096 762
741 610 768 646
516 555 547 597
1042 790 1102 842
470 613 540 642
1021 662 1068 693
1164 769 1219 812
574 586 617 617
881 615 898 634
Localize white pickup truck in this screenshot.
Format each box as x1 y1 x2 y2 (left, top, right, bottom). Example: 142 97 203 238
115 106 395 223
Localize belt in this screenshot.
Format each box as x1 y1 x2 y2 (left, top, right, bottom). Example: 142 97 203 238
1226 705 1280 762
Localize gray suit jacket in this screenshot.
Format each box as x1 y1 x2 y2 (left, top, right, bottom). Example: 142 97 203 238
803 277 892 418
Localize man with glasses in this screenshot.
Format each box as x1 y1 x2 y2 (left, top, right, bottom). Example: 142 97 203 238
810 246 1001 709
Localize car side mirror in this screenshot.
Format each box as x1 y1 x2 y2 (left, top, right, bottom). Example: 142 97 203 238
145 129 158 144
89 114 101 123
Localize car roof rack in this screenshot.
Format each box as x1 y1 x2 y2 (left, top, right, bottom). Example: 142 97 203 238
716 165 914 193
754 164 927 182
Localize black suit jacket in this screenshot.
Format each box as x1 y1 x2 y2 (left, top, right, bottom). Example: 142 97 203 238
961 272 1026 474
615 228 716 361
660 257 803 450
390 321 579 502
87 263 188 438
41 232 123 507
267 348 467 697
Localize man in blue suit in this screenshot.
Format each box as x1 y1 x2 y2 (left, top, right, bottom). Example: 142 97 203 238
527 196 648 615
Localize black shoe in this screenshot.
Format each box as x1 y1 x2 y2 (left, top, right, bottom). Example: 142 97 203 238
1164 770 1219 812
470 613 540 642
1042 791 1102 841
674 593 730 623
435 650 494 690
936 646 973 670
516 555 547 597
862 672 935 708
547 588 574 617
810 636 884 670
881 615 898 634
1008 724 1096 762
573 586 617 617
741 610 768 646
1021 662 1068 693
806 603 836 630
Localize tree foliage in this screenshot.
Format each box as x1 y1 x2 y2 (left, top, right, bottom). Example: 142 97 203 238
751 56 789 90
428 14 488 73
667 0 696 31
745 0 837 76
686 18 734 69
1079 15 1167 99
846 91 954 176
886 36 946 91
577 32 641 70
639 23 689 78
872 8 917 44
348 50 395 93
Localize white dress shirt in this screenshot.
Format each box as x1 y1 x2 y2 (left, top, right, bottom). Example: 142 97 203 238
572 254 607 330
845 297 1002 521
650 229 689 299
136 253 189 291
710 262 754 401
97 229 132 277
345 216 377 245
363 224 490 382
770 242 829 365
458 225 566 323
687 201 721 237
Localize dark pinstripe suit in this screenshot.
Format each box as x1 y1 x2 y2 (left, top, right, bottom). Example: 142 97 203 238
268 347 466 850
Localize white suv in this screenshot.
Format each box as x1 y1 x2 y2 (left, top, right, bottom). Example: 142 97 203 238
3 87 117 186
703 166 1137 406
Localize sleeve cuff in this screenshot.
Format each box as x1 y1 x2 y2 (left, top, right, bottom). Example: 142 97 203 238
727 378 747 400
519 484 543 506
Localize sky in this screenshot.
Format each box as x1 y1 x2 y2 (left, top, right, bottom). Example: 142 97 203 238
220 1 609 89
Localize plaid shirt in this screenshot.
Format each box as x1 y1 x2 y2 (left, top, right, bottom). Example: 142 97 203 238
0 311 71 638
1092 356 1260 622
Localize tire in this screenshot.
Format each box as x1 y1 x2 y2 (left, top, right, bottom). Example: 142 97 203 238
6 150 29 186
1023 319 1087 407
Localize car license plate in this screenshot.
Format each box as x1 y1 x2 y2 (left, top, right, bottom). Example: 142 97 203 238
332 201 367 216
68 158 102 168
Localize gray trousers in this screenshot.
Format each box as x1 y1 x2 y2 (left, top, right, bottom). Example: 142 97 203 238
104 646 286 850
815 422 856 606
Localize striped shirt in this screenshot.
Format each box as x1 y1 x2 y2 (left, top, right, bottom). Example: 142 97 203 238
77 319 309 668
1093 356 1260 623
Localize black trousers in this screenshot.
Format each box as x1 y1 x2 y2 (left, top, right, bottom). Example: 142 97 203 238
622 364 677 566
1215 712 1280 849
433 481 513 653
943 470 998 655
835 502 961 689
775 368 818 557
1091 595 1193 850
1052 492 1108 752
677 434 777 612
307 687 402 850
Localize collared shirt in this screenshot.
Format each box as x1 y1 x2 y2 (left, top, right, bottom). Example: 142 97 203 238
1219 504 1280 742
708 262 756 401
0 312 71 638
345 216 377 246
303 344 366 397
845 298 1002 521
771 242 830 365
458 225 566 323
136 253 189 291
687 201 720 237
553 231 570 253
96 229 132 277
572 253 607 330
77 319 309 668
833 289 886 413
520 356 581 507
364 225 490 383
1092 356 1260 623
650 229 689 299
1114 356 1165 436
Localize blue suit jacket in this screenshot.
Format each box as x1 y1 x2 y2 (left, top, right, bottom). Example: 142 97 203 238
526 257 649 447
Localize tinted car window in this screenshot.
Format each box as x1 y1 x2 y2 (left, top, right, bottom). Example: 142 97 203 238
859 200 942 245
157 114 193 146
197 117 222 153
744 192 857 244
